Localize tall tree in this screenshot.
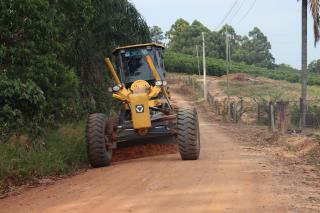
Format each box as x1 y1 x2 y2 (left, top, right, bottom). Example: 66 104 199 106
150 26 165 43
166 19 275 68
300 0 320 129
208 24 240 60
0 0 82 121
0 0 151 139
67 0 150 112
308 59 320 73
166 19 191 52
166 19 209 55
233 27 275 68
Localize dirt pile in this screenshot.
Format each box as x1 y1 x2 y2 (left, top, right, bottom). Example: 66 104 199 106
286 136 319 157
220 73 257 82
268 135 320 160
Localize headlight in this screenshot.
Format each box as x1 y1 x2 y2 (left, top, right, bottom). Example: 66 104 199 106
155 80 163 86
112 85 121 92
162 81 167 86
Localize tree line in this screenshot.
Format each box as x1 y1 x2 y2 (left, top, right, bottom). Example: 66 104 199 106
308 59 320 74
164 51 320 85
150 18 320 73
0 0 150 140
151 19 275 69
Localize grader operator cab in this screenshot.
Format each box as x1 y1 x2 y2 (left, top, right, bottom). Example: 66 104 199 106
86 43 200 168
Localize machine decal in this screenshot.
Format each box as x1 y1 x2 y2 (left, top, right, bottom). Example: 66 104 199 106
136 105 144 113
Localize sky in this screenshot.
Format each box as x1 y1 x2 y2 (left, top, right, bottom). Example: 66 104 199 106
131 0 320 69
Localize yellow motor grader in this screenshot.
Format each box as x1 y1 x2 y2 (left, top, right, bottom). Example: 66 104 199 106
86 43 200 167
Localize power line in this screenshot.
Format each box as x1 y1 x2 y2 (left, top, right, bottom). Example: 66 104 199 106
234 0 257 27
229 0 247 24
214 0 239 31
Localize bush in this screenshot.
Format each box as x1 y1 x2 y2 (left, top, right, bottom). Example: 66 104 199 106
0 1 83 138
164 51 320 86
0 0 150 191
0 73 46 140
24 55 83 123
0 123 87 190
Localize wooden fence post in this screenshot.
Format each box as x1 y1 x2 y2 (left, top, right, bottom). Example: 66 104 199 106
235 102 238 123
215 101 219 114
257 103 261 124
231 102 238 123
269 102 276 133
208 93 214 106
230 102 234 122
277 101 289 134
223 98 229 121
239 99 243 122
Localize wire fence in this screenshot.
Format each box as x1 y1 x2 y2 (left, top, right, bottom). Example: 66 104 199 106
168 74 320 134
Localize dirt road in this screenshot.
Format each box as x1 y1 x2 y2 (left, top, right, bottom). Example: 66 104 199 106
0 94 295 212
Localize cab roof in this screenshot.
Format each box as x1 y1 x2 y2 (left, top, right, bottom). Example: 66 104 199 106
112 43 165 54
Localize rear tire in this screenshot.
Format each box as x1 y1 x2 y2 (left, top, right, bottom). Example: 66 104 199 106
86 113 112 168
176 108 200 160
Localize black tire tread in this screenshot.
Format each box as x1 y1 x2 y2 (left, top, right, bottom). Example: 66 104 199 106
86 113 112 168
177 108 200 160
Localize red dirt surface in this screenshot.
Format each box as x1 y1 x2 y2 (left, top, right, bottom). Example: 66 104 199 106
112 144 178 162
1 89 320 212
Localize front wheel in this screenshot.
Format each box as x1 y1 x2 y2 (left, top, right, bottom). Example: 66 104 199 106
176 108 200 160
86 113 112 168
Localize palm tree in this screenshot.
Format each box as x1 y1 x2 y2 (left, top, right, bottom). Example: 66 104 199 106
300 0 320 129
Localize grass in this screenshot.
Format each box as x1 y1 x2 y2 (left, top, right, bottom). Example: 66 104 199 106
219 79 320 102
217 77 320 128
0 122 87 192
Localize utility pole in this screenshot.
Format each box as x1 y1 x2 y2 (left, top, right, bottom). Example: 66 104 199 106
196 45 200 76
225 27 230 99
300 0 308 130
225 26 231 121
202 32 207 101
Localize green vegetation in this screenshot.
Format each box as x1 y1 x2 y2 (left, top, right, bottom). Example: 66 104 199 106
0 0 150 141
150 26 165 43
309 59 320 74
165 19 275 68
219 80 320 102
164 51 320 86
218 78 320 128
0 123 86 190
0 0 150 190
